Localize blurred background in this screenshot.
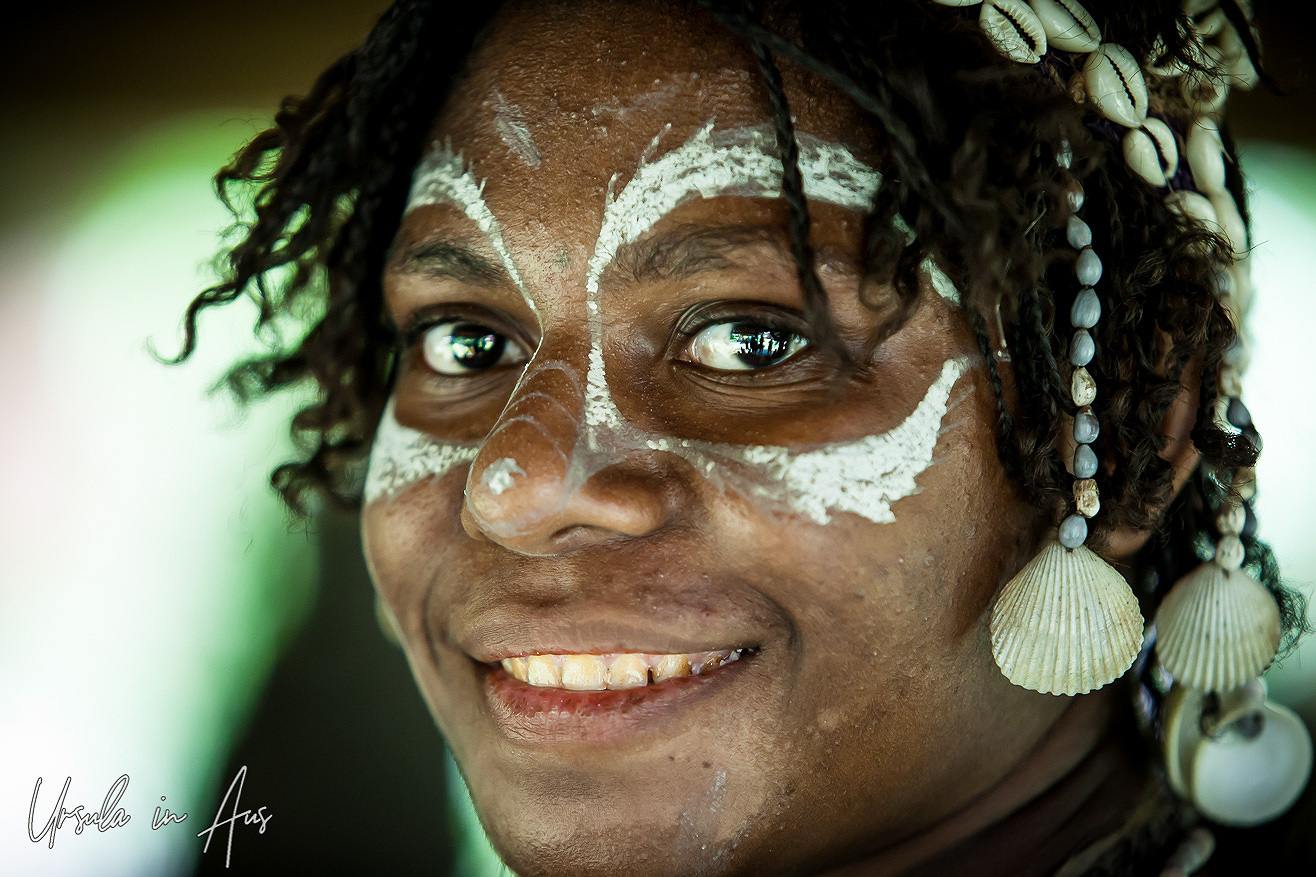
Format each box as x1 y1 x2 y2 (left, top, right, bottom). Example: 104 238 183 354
0 2 1312 875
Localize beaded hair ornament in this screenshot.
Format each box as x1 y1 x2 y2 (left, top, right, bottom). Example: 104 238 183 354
925 0 1311 828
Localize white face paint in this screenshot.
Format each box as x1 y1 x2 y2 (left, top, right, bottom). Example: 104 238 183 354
482 457 527 496
404 141 535 315
367 122 972 528
489 88 542 169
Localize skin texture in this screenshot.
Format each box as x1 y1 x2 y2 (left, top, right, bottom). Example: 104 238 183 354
358 2 1140 874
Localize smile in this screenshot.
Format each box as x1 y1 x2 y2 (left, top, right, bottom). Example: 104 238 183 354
499 649 746 690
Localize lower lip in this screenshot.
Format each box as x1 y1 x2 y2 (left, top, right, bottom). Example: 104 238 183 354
479 657 751 745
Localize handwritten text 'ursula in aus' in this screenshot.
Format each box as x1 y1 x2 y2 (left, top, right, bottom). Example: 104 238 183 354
27 767 272 867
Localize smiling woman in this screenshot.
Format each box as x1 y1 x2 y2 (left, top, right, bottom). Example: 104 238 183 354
176 0 1312 874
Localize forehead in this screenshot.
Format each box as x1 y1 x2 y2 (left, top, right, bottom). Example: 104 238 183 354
425 0 879 218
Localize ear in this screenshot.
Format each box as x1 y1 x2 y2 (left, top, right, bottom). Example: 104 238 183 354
1100 358 1203 560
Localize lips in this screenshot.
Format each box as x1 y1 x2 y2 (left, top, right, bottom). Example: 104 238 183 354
478 648 753 745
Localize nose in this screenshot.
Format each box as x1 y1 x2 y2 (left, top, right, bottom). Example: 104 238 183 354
461 356 671 555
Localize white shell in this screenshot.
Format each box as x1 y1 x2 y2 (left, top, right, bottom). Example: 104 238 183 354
1230 258 1255 316
1147 35 1188 78
1210 191 1248 258
1166 189 1219 229
933 0 984 5
1155 562 1281 693
981 0 1048 64
1143 117 1179 176
1123 127 1166 186
1028 0 1100 52
1164 686 1313 828
1186 118 1227 195
1181 67 1230 114
991 542 1145 696
1083 43 1149 128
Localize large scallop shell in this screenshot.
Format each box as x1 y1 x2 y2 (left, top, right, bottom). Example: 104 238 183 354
1155 562 1281 693
991 542 1145 696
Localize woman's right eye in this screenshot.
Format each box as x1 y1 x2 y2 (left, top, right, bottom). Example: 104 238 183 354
420 319 529 376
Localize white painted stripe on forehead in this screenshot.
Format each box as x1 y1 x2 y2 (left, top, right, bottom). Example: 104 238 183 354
405 141 535 313
584 120 959 303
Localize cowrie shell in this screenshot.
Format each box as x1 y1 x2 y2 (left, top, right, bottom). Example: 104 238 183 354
1083 43 1149 128
1123 129 1165 186
1186 118 1227 194
1028 0 1100 53
1166 190 1224 248
980 0 1047 64
1181 67 1230 114
1122 118 1178 187
1210 191 1248 258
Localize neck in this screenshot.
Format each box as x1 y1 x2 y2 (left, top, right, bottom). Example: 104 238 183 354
823 687 1153 877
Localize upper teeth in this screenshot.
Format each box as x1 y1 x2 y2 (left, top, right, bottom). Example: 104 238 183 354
500 650 744 690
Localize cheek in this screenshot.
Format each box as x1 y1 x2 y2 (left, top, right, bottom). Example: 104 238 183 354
361 474 470 636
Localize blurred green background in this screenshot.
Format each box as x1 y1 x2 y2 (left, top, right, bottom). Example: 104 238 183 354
0 2 1311 875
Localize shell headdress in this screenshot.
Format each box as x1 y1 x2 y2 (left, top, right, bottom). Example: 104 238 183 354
924 0 1310 830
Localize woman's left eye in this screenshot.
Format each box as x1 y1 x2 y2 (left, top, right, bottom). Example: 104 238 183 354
685 320 809 371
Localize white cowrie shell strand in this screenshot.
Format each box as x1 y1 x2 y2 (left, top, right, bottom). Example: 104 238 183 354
1028 0 1100 53
1084 43 1149 128
981 0 1047 64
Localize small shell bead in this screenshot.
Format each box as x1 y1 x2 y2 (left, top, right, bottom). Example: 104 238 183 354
1075 479 1101 518
1066 215 1092 249
1068 187 1085 211
1235 466 1258 501
1074 410 1100 444
1215 535 1245 570
1070 329 1095 366
1059 513 1089 549
1074 443 1099 479
1072 367 1097 406
1217 504 1246 536
1071 287 1101 328
1227 398 1253 429
1076 247 1104 286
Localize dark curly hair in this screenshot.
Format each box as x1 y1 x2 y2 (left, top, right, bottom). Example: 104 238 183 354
174 0 1306 865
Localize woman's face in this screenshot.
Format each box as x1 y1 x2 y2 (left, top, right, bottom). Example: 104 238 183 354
363 2 1063 874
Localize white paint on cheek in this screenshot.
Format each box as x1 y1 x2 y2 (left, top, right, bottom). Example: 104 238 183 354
405 142 537 315
481 457 526 495
364 400 479 503
718 356 971 524
489 88 542 169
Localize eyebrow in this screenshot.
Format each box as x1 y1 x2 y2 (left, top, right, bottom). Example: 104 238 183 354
605 223 787 286
387 238 508 287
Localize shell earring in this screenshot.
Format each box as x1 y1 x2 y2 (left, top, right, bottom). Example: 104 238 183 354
989 176 1145 697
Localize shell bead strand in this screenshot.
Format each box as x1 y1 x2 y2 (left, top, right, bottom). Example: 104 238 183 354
989 177 1144 695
